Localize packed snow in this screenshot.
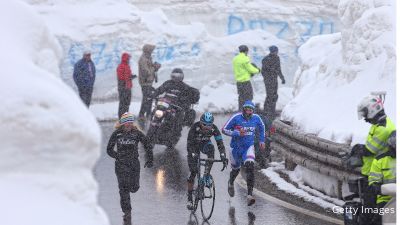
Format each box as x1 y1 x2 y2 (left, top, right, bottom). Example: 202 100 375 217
0 1 108 225
261 162 343 210
282 0 396 145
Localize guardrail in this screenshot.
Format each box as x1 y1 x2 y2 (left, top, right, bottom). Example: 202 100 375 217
271 120 362 198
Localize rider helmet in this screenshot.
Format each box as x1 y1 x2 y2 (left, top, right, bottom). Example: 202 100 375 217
357 95 384 120
200 112 214 126
170 68 184 82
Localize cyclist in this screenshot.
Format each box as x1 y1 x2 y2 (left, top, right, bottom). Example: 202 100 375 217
186 112 228 210
106 112 153 225
222 100 265 206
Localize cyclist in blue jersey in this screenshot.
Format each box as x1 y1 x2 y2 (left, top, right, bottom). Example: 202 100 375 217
222 100 265 206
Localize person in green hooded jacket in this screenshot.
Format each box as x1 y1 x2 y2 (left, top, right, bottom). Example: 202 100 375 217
232 45 260 111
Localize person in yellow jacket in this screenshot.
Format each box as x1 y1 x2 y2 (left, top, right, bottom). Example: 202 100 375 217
349 95 396 225
232 45 260 111
368 130 396 225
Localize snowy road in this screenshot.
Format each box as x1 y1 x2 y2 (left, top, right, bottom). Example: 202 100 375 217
95 116 336 225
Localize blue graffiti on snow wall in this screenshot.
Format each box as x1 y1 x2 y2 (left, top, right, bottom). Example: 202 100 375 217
227 15 335 44
61 39 202 76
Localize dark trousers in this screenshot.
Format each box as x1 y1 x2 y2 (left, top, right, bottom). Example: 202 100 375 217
236 81 253 111
118 88 132 119
115 161 140 213
139 86 154 118
360 177 378 225
264 79 278 119
78 86 93 107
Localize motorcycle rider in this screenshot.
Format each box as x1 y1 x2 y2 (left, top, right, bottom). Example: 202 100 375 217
348 95 396 225
106 112 153 225
186 112 228 210
222 100 265 206
151 68 200 144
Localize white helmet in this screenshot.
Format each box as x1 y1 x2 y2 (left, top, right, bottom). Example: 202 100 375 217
357 95 384 120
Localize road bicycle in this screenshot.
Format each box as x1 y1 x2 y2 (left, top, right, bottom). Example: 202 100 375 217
190 157 226 221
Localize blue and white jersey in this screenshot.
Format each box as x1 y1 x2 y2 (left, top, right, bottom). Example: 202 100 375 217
222 113 265 149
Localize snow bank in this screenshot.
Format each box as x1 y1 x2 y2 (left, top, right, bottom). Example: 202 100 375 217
25 0 340 102
282 0 396 144
0 1 108 225
261 162 342 209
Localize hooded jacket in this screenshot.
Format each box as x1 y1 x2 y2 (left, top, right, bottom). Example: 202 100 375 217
232 52 260 82
139 44 156 86
117 53 133 90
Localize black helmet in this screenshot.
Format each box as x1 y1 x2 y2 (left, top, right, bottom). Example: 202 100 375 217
238 45 249 53
171 68 184 81
269 45 279 53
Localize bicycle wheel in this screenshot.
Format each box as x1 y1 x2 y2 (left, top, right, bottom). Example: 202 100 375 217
200 174 216 221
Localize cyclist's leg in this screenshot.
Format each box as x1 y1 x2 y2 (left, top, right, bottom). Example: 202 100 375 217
228 147 242 185
202 142 215 175
243 146 255 196
187 152 198 202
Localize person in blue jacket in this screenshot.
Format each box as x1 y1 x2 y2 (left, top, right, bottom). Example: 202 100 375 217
222 100 265 206
73 51 96 107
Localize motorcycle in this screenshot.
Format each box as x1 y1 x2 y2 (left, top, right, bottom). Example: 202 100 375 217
146 96 196 149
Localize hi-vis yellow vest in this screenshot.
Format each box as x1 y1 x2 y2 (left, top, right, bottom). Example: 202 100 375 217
361 117 395 175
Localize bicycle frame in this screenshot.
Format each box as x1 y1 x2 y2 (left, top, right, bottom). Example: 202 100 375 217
191 157 225 221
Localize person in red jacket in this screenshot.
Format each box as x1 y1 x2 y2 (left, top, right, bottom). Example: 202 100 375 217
117 53 137 118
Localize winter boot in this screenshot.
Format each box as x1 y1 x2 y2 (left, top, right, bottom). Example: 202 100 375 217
123 211 132 225
247 195 255 206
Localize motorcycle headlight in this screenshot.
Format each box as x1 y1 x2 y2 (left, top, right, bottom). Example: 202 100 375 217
155 110 164 118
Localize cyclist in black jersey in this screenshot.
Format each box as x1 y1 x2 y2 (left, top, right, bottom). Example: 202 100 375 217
186 112 228 210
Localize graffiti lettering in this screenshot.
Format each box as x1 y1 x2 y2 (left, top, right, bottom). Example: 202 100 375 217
227 15 335 46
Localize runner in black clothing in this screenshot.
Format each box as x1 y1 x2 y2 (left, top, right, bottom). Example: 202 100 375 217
186 112 228 210
106 112 153 225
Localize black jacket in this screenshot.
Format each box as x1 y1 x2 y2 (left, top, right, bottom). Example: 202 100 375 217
187 121 225 155
153 80 200 109
261 54 285 83
106 128 153 166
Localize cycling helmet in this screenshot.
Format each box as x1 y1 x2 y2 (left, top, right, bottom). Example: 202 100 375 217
171 68 184 81
357 95 384 120
200 112 214 126
242 100 255 119
238 45 249 53
269 45 279 53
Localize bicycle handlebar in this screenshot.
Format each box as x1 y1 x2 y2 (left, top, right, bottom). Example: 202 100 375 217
199 158 224 162
199 158 227 171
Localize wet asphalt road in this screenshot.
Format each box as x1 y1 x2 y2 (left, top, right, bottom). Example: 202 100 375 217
94 115 334 225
